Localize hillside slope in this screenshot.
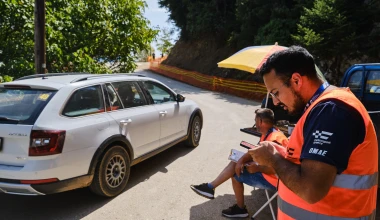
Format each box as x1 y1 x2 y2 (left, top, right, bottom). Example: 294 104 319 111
162 36 263 83
163 35 380 85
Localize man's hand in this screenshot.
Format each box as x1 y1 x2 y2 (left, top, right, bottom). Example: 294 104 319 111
248 141 283 167
234 161 245 177
235 153 254 177
250 141 338 204
244 162 260 174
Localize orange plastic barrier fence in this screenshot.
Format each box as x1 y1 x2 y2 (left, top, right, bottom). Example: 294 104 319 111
147 56 167 63
149 62 267 101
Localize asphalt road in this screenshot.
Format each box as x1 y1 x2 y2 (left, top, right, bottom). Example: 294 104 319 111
0 67 378 220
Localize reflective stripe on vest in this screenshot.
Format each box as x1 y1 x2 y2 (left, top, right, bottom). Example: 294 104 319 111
333 172 378 190
278 196 376 220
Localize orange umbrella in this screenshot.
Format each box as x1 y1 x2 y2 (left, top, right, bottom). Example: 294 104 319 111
217 43 286 73
218 43 326 109
218 43 325 79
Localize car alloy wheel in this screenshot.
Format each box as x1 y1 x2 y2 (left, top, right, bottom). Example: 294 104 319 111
90 145 130 197
106 155 127 188
193 119 201 143
185 115 201 147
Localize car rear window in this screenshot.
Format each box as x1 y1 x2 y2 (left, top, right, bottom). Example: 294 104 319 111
62 85 104 117
0 88 56 125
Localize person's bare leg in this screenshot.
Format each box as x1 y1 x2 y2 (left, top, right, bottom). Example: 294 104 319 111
232 176 245 208
209 161 236 188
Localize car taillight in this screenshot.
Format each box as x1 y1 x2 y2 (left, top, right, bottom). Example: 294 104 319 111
20 178 59 184
29 130 66 156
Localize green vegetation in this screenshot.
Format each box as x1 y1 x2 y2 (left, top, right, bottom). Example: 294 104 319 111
0 0 158 79
1 0 378 81
292 0 379 78
156 27 176 56
158 0 380 81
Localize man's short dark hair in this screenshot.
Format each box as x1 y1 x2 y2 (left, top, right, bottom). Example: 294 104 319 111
255 108 275 124
259 46 319 84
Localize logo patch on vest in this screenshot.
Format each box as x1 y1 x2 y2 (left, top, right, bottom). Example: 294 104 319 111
312 130 333 145
309 148 327 156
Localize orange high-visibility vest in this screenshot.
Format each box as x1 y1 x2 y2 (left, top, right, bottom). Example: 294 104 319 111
278 88 378 220
260 128 288 187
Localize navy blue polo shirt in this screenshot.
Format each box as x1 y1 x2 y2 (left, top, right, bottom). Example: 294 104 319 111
300 99 365 174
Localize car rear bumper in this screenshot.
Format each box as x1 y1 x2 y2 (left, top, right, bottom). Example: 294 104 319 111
0 147 97 180
0 175 93 196
0 182 44 195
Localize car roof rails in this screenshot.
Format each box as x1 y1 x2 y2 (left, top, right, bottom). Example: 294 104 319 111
14 72 90 81
14 72 146 82
355 63 380 66
70 73 146 83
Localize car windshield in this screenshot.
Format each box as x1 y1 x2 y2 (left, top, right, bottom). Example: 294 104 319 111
0 88 56 125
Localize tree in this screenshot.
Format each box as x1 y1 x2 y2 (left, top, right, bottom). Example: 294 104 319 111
158 0 237 41
158 0 312 48
232 0 314 48
0 0 158 79
0 0 35 79
156 0 379 83
158 0 189 38
135 45 154 62
292 0 378 81
156 27 176 56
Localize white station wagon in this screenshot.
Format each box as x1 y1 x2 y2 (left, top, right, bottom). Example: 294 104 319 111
0 73 202 197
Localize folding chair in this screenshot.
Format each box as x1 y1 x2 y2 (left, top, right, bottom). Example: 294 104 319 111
251 189 277 220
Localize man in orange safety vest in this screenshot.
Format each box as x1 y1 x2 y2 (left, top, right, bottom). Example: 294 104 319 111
250 46 377 219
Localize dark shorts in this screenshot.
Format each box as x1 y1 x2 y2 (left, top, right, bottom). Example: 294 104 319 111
233 169 276 191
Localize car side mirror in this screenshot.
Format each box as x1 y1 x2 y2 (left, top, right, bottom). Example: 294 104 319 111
176 94 185 102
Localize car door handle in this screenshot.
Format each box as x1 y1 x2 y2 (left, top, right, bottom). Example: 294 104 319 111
120 119 132 125
159 111 168 115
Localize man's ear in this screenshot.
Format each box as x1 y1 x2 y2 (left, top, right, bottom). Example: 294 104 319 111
291 73 303 90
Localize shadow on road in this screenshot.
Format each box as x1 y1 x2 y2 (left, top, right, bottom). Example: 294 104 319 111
0 143 193 220
127 143 194 190
0 187 110 220
189 189 277 220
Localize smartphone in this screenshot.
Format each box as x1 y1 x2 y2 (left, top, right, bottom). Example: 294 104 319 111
240 141 258 149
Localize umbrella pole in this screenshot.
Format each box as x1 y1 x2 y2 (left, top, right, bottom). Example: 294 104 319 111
265 92 269 108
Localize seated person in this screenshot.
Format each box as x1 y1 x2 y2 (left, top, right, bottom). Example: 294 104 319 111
190 108 288 218
118 85 135 108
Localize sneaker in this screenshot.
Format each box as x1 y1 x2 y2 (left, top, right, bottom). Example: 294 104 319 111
190 183 215 199
222 204 249 218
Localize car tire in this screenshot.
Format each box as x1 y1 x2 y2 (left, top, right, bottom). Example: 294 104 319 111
90 145 130 197
185 115 201 147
